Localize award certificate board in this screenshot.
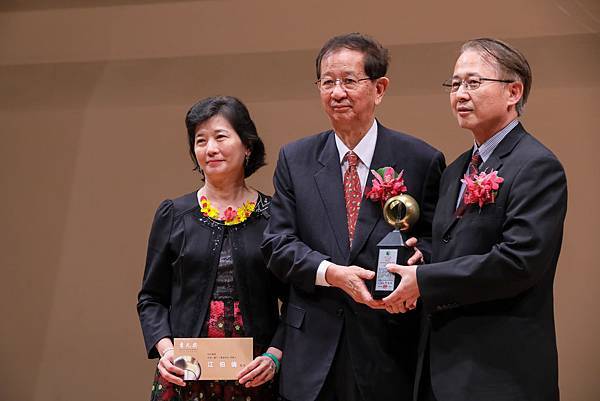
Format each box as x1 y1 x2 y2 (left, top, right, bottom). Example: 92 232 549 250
173 337 253 380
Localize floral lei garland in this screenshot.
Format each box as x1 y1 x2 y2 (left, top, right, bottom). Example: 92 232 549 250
200 195 256 225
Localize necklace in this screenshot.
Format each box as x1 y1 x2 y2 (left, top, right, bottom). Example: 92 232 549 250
199 195 256 225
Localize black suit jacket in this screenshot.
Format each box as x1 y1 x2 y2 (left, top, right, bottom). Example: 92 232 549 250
137 192 286 359
262 123 445 401
416 123 567 401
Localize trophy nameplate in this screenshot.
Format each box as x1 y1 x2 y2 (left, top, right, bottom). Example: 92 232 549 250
371 194 420 300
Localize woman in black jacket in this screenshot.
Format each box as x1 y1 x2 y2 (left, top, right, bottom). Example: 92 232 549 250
137 96 285 401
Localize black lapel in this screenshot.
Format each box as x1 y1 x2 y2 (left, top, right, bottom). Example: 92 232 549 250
314 131 350 257
440 149 473 238
448 148 474 209
349 124 398 263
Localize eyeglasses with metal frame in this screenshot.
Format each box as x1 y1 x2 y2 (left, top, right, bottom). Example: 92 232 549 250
442 77 514 93
315 77 373 92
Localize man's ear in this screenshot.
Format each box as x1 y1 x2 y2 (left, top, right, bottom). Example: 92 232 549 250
506 80 523 109
374 77 390 105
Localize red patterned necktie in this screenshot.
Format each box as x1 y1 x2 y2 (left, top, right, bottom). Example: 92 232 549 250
456 149 483 217
343 151 362 245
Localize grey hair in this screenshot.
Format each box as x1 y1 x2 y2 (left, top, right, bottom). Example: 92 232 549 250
461 38 532 115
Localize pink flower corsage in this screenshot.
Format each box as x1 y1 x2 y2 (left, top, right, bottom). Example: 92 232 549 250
461 169 504 209
365 167 407 206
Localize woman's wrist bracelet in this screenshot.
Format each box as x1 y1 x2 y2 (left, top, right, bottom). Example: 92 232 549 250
262 352 280 373
160 348 174 357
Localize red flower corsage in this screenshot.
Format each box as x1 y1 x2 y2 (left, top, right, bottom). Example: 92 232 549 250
365 167 407 206
461 169 504 209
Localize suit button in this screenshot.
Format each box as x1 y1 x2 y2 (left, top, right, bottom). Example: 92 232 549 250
336 308 344 317
442 235 451 243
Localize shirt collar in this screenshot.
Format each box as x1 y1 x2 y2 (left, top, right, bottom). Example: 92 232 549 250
474 119 519 163
334 119 378 167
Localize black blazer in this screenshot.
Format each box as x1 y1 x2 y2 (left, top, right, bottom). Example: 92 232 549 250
138 192 286 359
416 123 567 401
262 123 445 401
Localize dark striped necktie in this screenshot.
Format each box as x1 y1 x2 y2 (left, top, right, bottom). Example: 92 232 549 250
456 150 482 217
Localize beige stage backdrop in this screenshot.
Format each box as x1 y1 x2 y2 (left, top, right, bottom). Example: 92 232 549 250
0 1 598 400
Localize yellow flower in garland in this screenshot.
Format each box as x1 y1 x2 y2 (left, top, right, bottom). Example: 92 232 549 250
223 201 255 225
240 201 256 219
200 196 256 225
200 196 220 219
234 209 246 225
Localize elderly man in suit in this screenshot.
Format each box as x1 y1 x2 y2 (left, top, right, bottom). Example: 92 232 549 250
385 38 568 401
262 33 445 401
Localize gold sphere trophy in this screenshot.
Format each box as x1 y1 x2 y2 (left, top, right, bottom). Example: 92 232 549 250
371 194 420 299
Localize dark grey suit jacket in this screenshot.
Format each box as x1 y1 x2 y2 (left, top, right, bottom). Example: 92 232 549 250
416 123 567 401
263 122 445 401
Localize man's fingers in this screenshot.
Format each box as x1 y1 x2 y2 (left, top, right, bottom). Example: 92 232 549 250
404 237 424 265
354 280 386 309
385 301 408 314
386 263 403 274
381 282 416 314
385 304 399 314
355 287 385 310
382 287 402 304
338 266 388 308
367 299 387 309
355 282 375 304
382 281 410 304
343 274 372 303
406 237 418 247
407 249 423 265
353 267 375 280
406 299 418 310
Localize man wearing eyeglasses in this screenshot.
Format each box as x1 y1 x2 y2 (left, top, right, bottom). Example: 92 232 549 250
263 33 445 401
384 38 567 401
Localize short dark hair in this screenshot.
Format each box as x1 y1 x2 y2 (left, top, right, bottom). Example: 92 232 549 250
315 32 390 80
185 96 266 177
461 38 532 115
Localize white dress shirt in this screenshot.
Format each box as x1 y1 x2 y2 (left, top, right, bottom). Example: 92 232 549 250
316 120 378 286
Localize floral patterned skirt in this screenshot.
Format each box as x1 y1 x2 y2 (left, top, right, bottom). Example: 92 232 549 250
149 300 280 401
149 366 278 401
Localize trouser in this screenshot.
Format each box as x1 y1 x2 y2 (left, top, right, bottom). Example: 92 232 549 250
315 328 364 401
